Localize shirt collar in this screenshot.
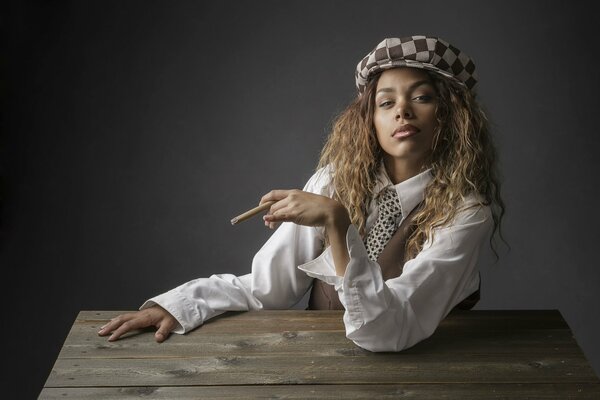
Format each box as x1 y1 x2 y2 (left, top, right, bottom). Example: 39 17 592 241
373 161 433 217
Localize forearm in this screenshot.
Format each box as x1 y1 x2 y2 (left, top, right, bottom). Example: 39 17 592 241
141 273 262 333
325 206 351 276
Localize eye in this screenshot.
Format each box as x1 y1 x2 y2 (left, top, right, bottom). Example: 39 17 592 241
413 95 433 102
378 100 394 108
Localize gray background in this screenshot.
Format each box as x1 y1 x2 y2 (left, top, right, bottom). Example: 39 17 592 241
3 0 600 396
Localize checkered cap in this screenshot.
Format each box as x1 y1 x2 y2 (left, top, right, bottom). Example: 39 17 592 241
355 36 478 94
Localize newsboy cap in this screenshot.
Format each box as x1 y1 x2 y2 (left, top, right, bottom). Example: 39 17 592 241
355 36 478 94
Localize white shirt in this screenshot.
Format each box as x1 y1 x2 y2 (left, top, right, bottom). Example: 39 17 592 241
141 163 493 352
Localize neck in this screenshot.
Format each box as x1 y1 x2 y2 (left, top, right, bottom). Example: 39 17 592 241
383 156 427 184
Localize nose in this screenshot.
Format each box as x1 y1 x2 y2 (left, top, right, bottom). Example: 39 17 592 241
395 101 414 120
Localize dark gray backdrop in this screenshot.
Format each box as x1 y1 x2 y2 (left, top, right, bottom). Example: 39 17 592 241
3 0 600 397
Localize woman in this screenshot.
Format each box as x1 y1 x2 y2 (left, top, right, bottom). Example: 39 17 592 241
99 36 504 352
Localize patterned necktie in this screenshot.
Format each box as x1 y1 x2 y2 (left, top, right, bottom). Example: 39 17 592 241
365 187 403 262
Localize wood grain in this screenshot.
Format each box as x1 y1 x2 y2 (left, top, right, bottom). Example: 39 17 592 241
45 354 599 387
39 383 600 400
58 328 581 359
40 310 600 399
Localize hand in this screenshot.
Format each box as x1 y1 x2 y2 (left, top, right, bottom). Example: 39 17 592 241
259 189 347 230
97 305 178 343
261 189 351 275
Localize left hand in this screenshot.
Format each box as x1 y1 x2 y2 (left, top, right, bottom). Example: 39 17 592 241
259 189 345 230
97 305 178 343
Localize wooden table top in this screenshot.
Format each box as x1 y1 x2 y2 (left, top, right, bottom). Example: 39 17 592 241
40 310 600 399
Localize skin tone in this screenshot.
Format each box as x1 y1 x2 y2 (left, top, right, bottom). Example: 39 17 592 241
97 306 177 342
373 67 438 184
98 66 438 342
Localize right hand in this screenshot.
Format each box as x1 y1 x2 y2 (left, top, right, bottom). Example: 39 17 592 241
97 305 178 343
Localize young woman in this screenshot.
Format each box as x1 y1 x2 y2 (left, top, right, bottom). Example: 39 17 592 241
99 36 504 352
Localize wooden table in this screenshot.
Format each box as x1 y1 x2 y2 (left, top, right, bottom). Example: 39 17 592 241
40 310 600 399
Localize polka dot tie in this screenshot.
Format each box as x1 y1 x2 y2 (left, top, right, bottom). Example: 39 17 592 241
365 187 402 262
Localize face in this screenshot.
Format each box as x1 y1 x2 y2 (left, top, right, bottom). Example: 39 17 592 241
373 67 438 172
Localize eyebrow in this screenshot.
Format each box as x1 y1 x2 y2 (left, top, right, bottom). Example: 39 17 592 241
376 79 433 95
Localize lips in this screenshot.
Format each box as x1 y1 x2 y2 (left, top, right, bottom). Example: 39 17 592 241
392 124 420 138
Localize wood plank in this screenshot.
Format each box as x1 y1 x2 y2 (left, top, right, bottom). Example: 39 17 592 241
75 309 570 333
44 354 599 387
43 309 600 398
57 328 582 359
59 330 360 359
59 309 583 360
76 310 347 333
38 383 600 400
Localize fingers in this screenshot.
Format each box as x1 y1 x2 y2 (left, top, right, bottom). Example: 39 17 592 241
265 205 293 222
263 212 280 229
97 312 138 338
263 216 281 230
106 315 148 341
261 191 292 229
267 198 290 216
259 189 297 205
264 191 333 229
98 308 177 343
263 190 303 216
155 316 177 343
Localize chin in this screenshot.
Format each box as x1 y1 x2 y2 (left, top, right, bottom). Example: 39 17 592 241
382 145 413 157
382 149 428 164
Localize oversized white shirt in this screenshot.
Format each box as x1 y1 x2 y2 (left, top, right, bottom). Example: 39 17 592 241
141 163 493 351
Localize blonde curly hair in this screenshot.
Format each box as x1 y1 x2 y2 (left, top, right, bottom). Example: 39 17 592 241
316 69 506 260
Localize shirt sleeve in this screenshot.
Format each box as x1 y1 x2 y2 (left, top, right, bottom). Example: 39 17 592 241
298 200 493 352
139 169 329 334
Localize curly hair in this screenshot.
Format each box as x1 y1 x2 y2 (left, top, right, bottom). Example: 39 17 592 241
316 69 506 260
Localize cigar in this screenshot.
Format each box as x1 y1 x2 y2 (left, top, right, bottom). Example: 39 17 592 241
230 201 276 225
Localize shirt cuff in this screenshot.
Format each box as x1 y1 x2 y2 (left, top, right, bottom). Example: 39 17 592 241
342 224 390 327
140 289 200 334
298 224 387 328
297 245 343 290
